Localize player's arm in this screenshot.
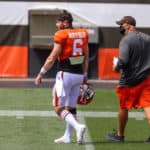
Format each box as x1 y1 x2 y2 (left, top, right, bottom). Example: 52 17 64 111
83 45 89 74
82 44 89 82
42 43 61 70
35 43 62 85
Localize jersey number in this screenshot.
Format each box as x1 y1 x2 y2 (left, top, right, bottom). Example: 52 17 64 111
72 39 83 56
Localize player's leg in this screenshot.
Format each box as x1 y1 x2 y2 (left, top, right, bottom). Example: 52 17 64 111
52 82 73 143
53 72 86 144
54 107 77 143
56 83 83 144
52 83 71 143
66 75 86 144
57 81 80 142
60 107 77 142
54 106 72 143
143 107 150 144
54 105 85 144
63 120 73 141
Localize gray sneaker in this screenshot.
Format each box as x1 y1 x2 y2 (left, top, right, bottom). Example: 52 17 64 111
106 132 124 143
144 137 150 144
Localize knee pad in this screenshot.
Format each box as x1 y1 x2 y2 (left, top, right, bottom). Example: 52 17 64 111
57 107 69 119
69 108 77 115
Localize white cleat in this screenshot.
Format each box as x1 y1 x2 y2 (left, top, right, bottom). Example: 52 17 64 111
54 136 71 144
76 124 86 144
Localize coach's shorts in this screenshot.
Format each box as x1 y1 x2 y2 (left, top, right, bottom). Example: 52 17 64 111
116 76 150 109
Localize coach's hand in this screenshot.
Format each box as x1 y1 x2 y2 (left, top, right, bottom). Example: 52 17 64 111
35 74 42 85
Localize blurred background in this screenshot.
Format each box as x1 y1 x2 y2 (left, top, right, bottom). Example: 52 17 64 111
0 0 150 80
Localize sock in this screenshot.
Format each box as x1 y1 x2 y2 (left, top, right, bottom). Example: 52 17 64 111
65 113 80 130
63 114 76 138
63 123 73 138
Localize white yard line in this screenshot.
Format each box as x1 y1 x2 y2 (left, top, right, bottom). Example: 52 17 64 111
0 110 145 119
0 110 145 150
78 113 95 150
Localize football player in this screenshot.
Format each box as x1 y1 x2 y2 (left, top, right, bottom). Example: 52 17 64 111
35 10 89 144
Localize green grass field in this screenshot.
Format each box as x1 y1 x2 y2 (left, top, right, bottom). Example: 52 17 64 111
0 88 149 150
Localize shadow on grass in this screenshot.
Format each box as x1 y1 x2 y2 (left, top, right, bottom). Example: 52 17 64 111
84 140 145 145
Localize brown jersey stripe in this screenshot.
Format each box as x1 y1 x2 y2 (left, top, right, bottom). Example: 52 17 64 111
0 25 148 48
98 27 150 48
0 25 28 46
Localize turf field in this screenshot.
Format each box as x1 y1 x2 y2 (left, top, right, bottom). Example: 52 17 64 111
0 88 149 150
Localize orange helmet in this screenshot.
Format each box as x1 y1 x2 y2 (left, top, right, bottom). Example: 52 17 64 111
77 83 94 105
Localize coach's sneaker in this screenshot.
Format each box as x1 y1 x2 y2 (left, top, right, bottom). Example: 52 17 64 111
76 124 86 144
144 136 150 144
54 136 71 144
106 132 124 143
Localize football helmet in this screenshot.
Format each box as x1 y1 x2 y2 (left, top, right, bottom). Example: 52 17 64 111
77 83 94 105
